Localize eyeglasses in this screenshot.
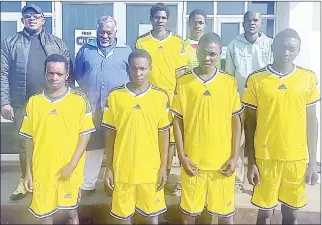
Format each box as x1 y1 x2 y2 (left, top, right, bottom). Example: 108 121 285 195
23 14 43 20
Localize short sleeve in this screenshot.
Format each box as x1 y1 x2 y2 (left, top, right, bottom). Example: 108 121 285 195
19 99 33 139
241 76 258 110
232 79 244 116
135 39 142 50
170 83 185 119
79 96 96 136
101 94 116 130
175 40 188 72
158 94 173 131
307 73 321 106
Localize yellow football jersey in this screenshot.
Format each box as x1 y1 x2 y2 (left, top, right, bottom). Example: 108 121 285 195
135 31 188 91
184 37 221 73
171 69 243 170
101 84 172 184
19 88 96 187
242 65 321 161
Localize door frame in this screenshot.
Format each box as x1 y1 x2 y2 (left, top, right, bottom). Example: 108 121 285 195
216 17 243 58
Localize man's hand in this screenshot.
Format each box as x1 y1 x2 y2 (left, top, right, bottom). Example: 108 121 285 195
1 104 14 121
104 167 114 190
24 170 33 192
156 167 167 191
220 157 238 177
181 155 199 176
306 164 319 186
56 163 76 181
247 163 260 186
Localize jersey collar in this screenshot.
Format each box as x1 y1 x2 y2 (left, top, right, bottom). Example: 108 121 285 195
150 31 172 42
43 87 70 103
192 68 218 85
125 83 152 97
266 64 296 79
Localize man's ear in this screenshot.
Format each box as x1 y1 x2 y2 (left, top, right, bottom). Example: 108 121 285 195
21 18 25 25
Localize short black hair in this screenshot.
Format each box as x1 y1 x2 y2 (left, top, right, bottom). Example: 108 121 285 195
273 28 301 47
243 11 262 23
199 32 222 48
45 54 69 73
128 49 152 65
150 3 170 18
189 9 207 23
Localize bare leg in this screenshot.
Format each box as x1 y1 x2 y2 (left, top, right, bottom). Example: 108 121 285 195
113 217 132 225
218 216 234 225
145 216 158 224
182 214 196 225
167 144 176 176
67 209 79 224
39 216 53 224
257 209 274 225
281 204 299 225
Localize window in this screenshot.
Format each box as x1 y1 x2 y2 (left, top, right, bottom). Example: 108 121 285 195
221 23 240 46
217 2 245 15
248 1 275 15
0 1 21 12
261 19 274 38
1 21 17 42
26 1 52 13
44 17 52 34
187 1 213 15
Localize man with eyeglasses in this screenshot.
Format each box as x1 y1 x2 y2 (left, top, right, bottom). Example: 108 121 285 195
1 4 74 201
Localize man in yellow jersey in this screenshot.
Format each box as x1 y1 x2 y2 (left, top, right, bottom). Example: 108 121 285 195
171 33 243 224
243 28 320 224
102 49 172 224
185 9 221 73
22 54 95 224
135 3 188 196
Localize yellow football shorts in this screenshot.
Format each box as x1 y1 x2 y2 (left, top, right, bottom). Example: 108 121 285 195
110 182 167 220
29 180 81 219
251 159 307 210
180 169 235 217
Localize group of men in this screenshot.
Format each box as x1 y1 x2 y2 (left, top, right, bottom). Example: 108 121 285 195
0 2 319 225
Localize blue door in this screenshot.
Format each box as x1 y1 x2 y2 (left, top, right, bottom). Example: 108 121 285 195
62 3 113 61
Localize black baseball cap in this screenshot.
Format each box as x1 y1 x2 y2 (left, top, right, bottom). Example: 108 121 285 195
22 4 44 15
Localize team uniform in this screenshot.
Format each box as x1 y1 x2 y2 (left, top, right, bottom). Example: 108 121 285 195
19 88 95 218
242 64 321 209
171 69 244 217
184 37 221 73
136 31 188 143
101 84 172 220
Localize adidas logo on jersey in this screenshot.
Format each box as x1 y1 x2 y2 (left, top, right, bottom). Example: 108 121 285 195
203 90 211 96
133 104 141 109
64 193 72 199
49 109 58 115
278 84 287 90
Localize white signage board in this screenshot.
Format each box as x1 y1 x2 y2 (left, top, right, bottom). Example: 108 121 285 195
74 29 96 56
